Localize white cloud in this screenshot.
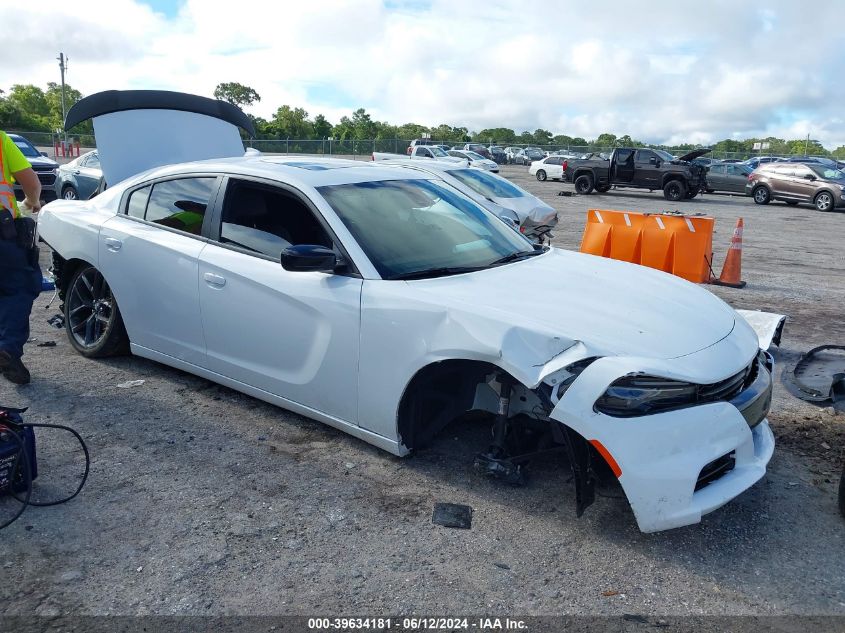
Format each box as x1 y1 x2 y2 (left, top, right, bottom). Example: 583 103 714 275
3 0 845 147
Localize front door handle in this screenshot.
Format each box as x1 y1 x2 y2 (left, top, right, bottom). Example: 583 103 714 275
203 272 226 288
104 237 122 252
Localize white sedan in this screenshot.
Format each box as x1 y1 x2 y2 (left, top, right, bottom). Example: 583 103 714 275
40 91 775 533
447 150 499 172
529 156 568 181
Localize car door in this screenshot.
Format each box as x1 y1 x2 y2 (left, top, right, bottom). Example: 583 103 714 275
708 164 726 190
196 177 362 424
633 150 660 188
787 165 817 202
99 174 221 366
725 164 749 193
614 149 635 183
75 153 103 199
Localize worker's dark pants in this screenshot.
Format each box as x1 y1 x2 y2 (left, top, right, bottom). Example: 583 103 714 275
0 238 40 359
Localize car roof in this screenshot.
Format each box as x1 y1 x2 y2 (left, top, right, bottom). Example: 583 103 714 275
120 155 431 190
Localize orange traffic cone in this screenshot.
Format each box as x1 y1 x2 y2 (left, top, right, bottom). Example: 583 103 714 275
711 218 746 288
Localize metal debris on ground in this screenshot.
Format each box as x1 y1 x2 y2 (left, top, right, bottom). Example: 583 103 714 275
116 380 146 389
557 191 574 197
431 502 473 529
36 341 57 348
47 314 64 329
783 345 845 411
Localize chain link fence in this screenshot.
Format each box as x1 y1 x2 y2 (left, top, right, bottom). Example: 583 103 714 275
6 131 832 163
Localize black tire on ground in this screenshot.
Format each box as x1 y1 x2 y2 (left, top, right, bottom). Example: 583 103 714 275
574 174 595 194
536 170 547 182
752 186 771 205
663 179 687 201
814 191 835 212
685 190 698 199
62 185 79 200
706 188 715 193
64 265 130 358
595 184 611 193
786 200 800 206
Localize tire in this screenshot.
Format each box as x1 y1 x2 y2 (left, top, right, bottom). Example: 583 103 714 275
595 184 611 193
536 170 547 182
685 190 698 199
752 186 771 205
62 185 79 200
574 174 594 195
64 265 129 358
706 188 715 194
786 200 799 206
663 179 687 201
814 191 834 212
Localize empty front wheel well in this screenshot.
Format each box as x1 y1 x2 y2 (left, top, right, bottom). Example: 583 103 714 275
397 359 504 452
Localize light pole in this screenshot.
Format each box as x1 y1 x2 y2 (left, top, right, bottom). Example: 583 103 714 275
57 52 68 144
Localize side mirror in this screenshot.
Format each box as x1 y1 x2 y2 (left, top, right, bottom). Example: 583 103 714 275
804 174 816 180
281 244 337 272
40 151 48 157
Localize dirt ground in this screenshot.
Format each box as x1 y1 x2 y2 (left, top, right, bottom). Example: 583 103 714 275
1 164 844 618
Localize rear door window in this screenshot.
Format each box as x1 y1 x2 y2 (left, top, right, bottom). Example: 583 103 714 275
143 177 217 235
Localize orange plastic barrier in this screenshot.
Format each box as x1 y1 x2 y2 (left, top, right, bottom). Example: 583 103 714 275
579 209 714 283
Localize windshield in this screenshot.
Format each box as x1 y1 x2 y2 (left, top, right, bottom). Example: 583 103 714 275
810 165 845 180
655 150 675 162
11 137 40 158
448 168 527 199
464 151 486 161
430 147 449 157
318 179 532 279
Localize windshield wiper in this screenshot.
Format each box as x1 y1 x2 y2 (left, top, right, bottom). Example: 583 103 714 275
387 266 485 281
488 249 545 267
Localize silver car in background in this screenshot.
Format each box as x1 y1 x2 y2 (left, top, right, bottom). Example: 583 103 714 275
375 159 557 244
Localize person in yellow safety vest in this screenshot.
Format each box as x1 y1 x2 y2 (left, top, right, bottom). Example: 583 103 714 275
0 130 44 385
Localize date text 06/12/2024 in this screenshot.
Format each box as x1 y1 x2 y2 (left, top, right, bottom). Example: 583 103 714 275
307 617 528 630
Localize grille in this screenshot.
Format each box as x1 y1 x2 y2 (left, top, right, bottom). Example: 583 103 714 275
36 172 56 186
695 452 736 491
697 359 756 404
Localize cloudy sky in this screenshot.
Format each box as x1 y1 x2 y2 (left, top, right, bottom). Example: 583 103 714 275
4 0 844 147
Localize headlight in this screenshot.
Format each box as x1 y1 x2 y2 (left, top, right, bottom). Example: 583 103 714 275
595 375 698 417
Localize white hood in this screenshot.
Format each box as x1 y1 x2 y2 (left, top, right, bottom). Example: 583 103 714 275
411 248 740 361
64 90 255 185
492 194 557 226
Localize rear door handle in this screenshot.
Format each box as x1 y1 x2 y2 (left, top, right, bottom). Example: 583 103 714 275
203 272 226 288
104 237 122 252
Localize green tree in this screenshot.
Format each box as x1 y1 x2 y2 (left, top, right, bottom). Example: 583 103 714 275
271 105 312 139
475 127 517 143
312 114 333 138
46 82 89 132
395 123 429 140
213 82 261 108
531 129 553 146
594 132 618 147
351 108 376 139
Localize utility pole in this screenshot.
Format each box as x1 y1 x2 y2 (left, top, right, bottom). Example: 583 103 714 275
804 133 810 157
57 52 68 143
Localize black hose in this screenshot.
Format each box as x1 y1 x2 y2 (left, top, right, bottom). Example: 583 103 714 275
1 421 89 529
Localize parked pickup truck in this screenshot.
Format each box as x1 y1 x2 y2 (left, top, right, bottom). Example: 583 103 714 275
563 147 711 201
373 146 468 163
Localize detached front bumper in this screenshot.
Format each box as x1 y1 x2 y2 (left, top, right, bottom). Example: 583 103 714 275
549 350 775 533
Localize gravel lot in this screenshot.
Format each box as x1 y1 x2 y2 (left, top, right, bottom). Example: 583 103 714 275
1 164 844 617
